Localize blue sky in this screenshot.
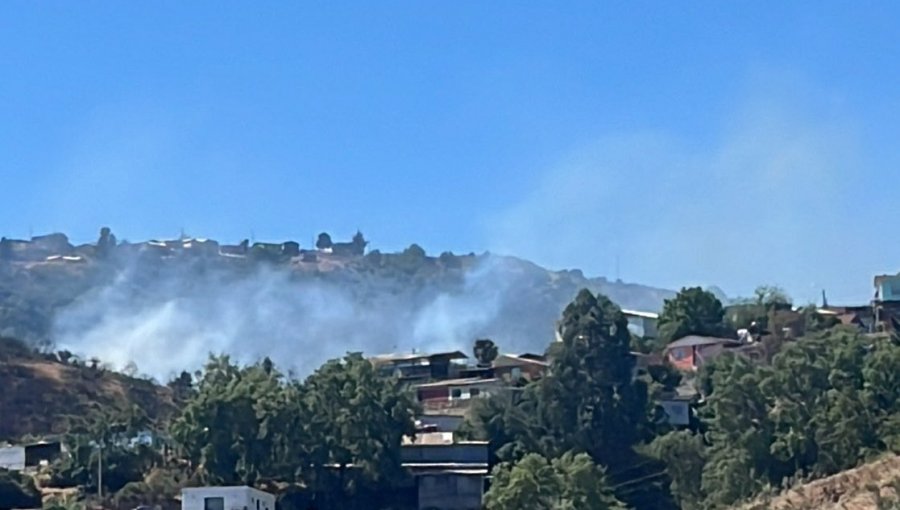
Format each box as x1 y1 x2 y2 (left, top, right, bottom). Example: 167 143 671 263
1 2 898 303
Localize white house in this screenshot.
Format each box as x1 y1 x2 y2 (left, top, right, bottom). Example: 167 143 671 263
182 486 275 510
622 309 659 339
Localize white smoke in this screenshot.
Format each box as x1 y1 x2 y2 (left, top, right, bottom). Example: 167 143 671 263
52 254 522 380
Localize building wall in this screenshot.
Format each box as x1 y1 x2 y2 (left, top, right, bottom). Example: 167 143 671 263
627 316 659 339
660 401 691 426
418 474 484 510
418 415 465 432
402 444 489 464
0 446 26 471
182 487 275 510
879 276 900 302
667 347 695 371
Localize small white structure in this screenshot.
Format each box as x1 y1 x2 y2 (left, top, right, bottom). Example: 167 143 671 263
0 446 26 471
182 486 275 510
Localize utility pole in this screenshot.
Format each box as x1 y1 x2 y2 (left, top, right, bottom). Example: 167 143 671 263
97 443 103 500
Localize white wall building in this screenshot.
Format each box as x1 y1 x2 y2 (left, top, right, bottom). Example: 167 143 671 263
0 446 26 471
182 486 275 510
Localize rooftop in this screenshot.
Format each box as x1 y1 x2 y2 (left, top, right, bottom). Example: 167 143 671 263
415 377 499 389
370 350 468 364
622 309 660 319
665 335 742 350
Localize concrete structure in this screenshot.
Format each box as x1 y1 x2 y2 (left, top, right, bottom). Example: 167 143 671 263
182 487 275 510
0 446 26 471
622 309 660 339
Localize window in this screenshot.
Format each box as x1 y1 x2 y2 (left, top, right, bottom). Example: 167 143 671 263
204 497 225 510
450 388 462 398
470 388 480 397
671 347 688 361
257 500 260 510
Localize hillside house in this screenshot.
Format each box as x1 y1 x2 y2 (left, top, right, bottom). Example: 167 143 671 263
220 240 250 257
402 435 488 510
30 233 73 256
0 238 34 261
0 441 63 471
370 351 469 383
664 335 743 371
182 486 275 510
622 309 659 339
875 274 900 302
492 353 548 381
328 231 367 257
282 241 300 257
415 377 501 411
874 274 900 332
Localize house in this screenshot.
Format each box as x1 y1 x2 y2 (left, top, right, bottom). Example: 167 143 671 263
0 238 33 261
282 241 300 257
329 231 367 257
402 435 489 510
182 238 220 256
0 441 62 471
622 309 659 339
415 377 501 410
875 274 900 302
664 335 743 371
220 240 250 257
370 351 469 382
492 353 548 381
181 486 275 510
30 233 73 256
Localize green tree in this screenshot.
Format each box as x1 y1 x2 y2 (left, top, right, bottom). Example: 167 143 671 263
698 354 774 507
538 289 648 468
316 232 333 250
474 338 499 367
647 431 706 510
0 469 41 509
657 287 731 344
170 355 298 485
303 353 418 497
484 452 625 510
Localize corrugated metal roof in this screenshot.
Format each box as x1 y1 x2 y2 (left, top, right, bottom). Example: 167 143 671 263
414 377 499 389
665 335 741 350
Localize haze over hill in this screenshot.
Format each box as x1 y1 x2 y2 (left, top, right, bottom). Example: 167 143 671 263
0 230 682 379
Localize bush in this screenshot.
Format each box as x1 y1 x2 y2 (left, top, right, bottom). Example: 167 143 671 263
0 469 42 509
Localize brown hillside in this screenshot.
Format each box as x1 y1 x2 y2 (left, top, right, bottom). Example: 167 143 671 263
739 454 900 510
0 337 177 440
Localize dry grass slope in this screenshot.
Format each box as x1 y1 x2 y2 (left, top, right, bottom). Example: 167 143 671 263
0 337 176 440
739 455 900 510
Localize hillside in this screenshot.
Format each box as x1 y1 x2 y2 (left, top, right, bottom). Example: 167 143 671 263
0 230 679 377
0 336 176 441
738 454 900 510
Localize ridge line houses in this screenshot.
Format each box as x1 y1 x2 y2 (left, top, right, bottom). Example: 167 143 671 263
0 229 368 265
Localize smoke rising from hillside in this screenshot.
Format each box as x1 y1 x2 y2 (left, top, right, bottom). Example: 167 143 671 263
51 255 526 380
